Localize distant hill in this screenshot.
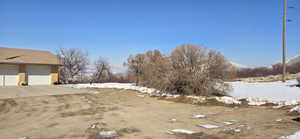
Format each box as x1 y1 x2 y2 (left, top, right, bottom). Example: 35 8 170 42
231 55 300 70
230 61 249 70
286 55 300 66
272 55 300 66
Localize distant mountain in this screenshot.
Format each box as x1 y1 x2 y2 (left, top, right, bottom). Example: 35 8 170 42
229 55 300 71
273 55 300 66
230 61 249 69
286 55 300 66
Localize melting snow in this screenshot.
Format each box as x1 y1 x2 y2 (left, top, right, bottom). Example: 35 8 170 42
99 130 118 138
224 122 234 125
18 137 29 139
229 80 300 102
167 129 196 135
215 96 241 105
289 105 300 113
278 131 300 139
68 83 160 95
198 124 219 129
193 114 206 119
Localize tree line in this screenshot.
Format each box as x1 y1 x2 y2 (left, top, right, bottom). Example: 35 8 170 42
56 48 130 84
56 44 235 95
236 62 300 78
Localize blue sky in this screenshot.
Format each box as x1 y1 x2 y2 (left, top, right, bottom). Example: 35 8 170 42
0 0 299 71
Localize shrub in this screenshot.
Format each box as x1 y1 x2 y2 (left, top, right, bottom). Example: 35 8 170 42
21 82 28 86
126 44 232 96
53 81 61 85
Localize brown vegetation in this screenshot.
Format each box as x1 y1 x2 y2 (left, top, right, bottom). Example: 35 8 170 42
126 44 233 95
57 48 89 83
92 57 111 83
237 62 300 78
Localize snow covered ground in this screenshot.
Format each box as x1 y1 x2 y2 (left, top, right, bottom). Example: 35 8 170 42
68 83 159 95
67 80 300 104
229 80 300 102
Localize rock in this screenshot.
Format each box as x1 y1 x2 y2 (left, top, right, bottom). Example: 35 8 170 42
120 128 140 134
99 130 118 138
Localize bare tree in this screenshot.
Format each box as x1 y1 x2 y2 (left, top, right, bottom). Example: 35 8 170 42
141 50 171 90
124 54 146 85
57 48 89 83
169 44 211 95
207 50 232 80
93 57 111 83
124 44 232 95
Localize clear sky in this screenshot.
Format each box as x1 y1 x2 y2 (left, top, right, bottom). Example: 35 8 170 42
0 0 299 72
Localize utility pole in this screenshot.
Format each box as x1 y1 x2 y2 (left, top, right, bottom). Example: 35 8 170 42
282 0 287 82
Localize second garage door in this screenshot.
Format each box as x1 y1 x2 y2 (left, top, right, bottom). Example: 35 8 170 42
27 65 51 85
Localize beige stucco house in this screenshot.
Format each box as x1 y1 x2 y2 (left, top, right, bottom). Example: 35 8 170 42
0 47 60 86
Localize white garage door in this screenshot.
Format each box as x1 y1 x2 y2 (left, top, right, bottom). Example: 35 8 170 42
27 65 51 85
0 64 19 86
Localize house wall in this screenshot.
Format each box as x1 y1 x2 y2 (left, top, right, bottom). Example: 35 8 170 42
50 65 59 84
18 64 26 85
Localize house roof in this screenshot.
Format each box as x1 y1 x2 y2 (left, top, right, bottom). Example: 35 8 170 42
0 47 60 65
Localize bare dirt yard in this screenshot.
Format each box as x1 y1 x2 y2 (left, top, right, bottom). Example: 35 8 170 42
0 88 299 139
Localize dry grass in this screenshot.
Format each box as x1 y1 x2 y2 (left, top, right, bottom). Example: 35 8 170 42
0 98 18 113
172 132 251 139
60 107 105 117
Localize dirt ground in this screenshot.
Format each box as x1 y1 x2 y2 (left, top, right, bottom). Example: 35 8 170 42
0 86 86 99
0 88 299 139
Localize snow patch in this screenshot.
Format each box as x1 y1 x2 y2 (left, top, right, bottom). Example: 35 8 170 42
224 122 234 125
229 80 300 102
167 129 196 135
99 130 118 138
246 98 267 106
289 105 300 113
198 124 219 129
18 137 29 139
278 131 300 139
215 96 241 105
193 114 206 119
68 83 160 95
